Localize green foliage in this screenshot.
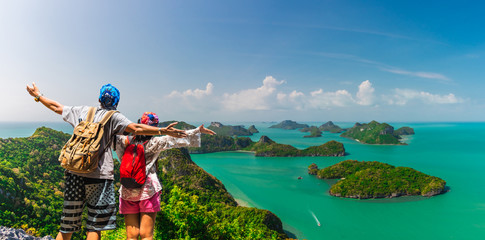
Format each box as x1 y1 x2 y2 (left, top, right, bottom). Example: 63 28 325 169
156 186 285 240
0 127 69 237
340 120 403 144
315 160 446 199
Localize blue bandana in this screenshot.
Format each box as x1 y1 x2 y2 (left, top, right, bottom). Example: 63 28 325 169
99 84 120 110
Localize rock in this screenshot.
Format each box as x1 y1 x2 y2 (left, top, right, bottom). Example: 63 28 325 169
258 136 275 144
394 127 415 135
308 163 319 175
0 226 54 240
210 122 224 128
248 125 259 134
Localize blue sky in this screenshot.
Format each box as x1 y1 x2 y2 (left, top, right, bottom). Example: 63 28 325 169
2 0 485 122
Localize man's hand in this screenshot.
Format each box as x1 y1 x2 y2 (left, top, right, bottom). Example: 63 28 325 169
132 122 187 137
25 82 64 115
26 82 40 97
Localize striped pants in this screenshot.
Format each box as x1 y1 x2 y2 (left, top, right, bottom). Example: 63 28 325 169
60 172 117 233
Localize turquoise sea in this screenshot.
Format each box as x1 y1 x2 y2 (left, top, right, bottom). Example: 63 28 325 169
2 122 485 239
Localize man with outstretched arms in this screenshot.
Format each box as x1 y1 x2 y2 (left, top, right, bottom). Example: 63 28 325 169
26 83 186 240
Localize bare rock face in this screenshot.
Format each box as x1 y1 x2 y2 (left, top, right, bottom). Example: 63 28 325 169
210 122 223 128
379 126 394 135
258 135 275 144
308 163 319 175
0 226 54 240
248 125 259 133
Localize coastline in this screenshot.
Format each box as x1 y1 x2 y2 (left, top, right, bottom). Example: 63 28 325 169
235 198 252 207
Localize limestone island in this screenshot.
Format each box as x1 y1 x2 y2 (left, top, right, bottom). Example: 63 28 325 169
207 122 254 136
308 160 446 199
299 126 322 138
248 125 259 134
269 120 309 130
340 120 414 145
319 121 344 133
190 135 345 157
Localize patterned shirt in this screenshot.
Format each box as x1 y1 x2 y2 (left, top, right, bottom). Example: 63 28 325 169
114 128 201 201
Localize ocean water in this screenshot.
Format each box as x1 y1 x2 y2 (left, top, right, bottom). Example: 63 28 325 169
2 122 485 239
190 122 485 240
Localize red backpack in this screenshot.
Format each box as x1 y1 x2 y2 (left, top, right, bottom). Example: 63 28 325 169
120 137 148 188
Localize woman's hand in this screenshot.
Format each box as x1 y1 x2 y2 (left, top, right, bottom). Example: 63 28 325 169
198 124 216 135
162 122 187 138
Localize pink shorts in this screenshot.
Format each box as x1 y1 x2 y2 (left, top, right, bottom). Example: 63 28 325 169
119 191 161 214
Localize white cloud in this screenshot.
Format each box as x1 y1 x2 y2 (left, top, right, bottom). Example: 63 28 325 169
308 89 355 108
162 77 465 121
222 76 285 111
387 89 464 105
168 82 213 99
382 68 450 81
356 80 375 106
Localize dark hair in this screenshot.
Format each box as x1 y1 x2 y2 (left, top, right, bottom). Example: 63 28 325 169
133 135 153 143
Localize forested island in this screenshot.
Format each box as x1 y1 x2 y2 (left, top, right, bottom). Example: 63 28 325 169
309 160 446 199
273 120 344 138
340 120 414 145
270 120 309 130
299 126 322 138
190 135 345 157
0 127 288 239
207 122 255 136
319 121 344 133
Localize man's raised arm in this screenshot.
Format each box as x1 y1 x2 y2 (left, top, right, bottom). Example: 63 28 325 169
125 122 187 138
26 82 64 115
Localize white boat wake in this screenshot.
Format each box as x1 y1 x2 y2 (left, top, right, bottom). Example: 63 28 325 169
309 210 321 227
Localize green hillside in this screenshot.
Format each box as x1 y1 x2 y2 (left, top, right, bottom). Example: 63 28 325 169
0 127 287 239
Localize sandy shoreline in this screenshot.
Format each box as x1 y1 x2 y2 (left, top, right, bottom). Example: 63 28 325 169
235 198 252 207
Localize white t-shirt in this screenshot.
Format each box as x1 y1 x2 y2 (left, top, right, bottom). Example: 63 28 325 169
62 105 132 180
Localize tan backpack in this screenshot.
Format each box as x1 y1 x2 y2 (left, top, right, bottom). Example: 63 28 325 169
59 107 117 173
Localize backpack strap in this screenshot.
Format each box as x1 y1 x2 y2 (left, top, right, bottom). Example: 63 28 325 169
99 110 118 126
85 107 96 123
